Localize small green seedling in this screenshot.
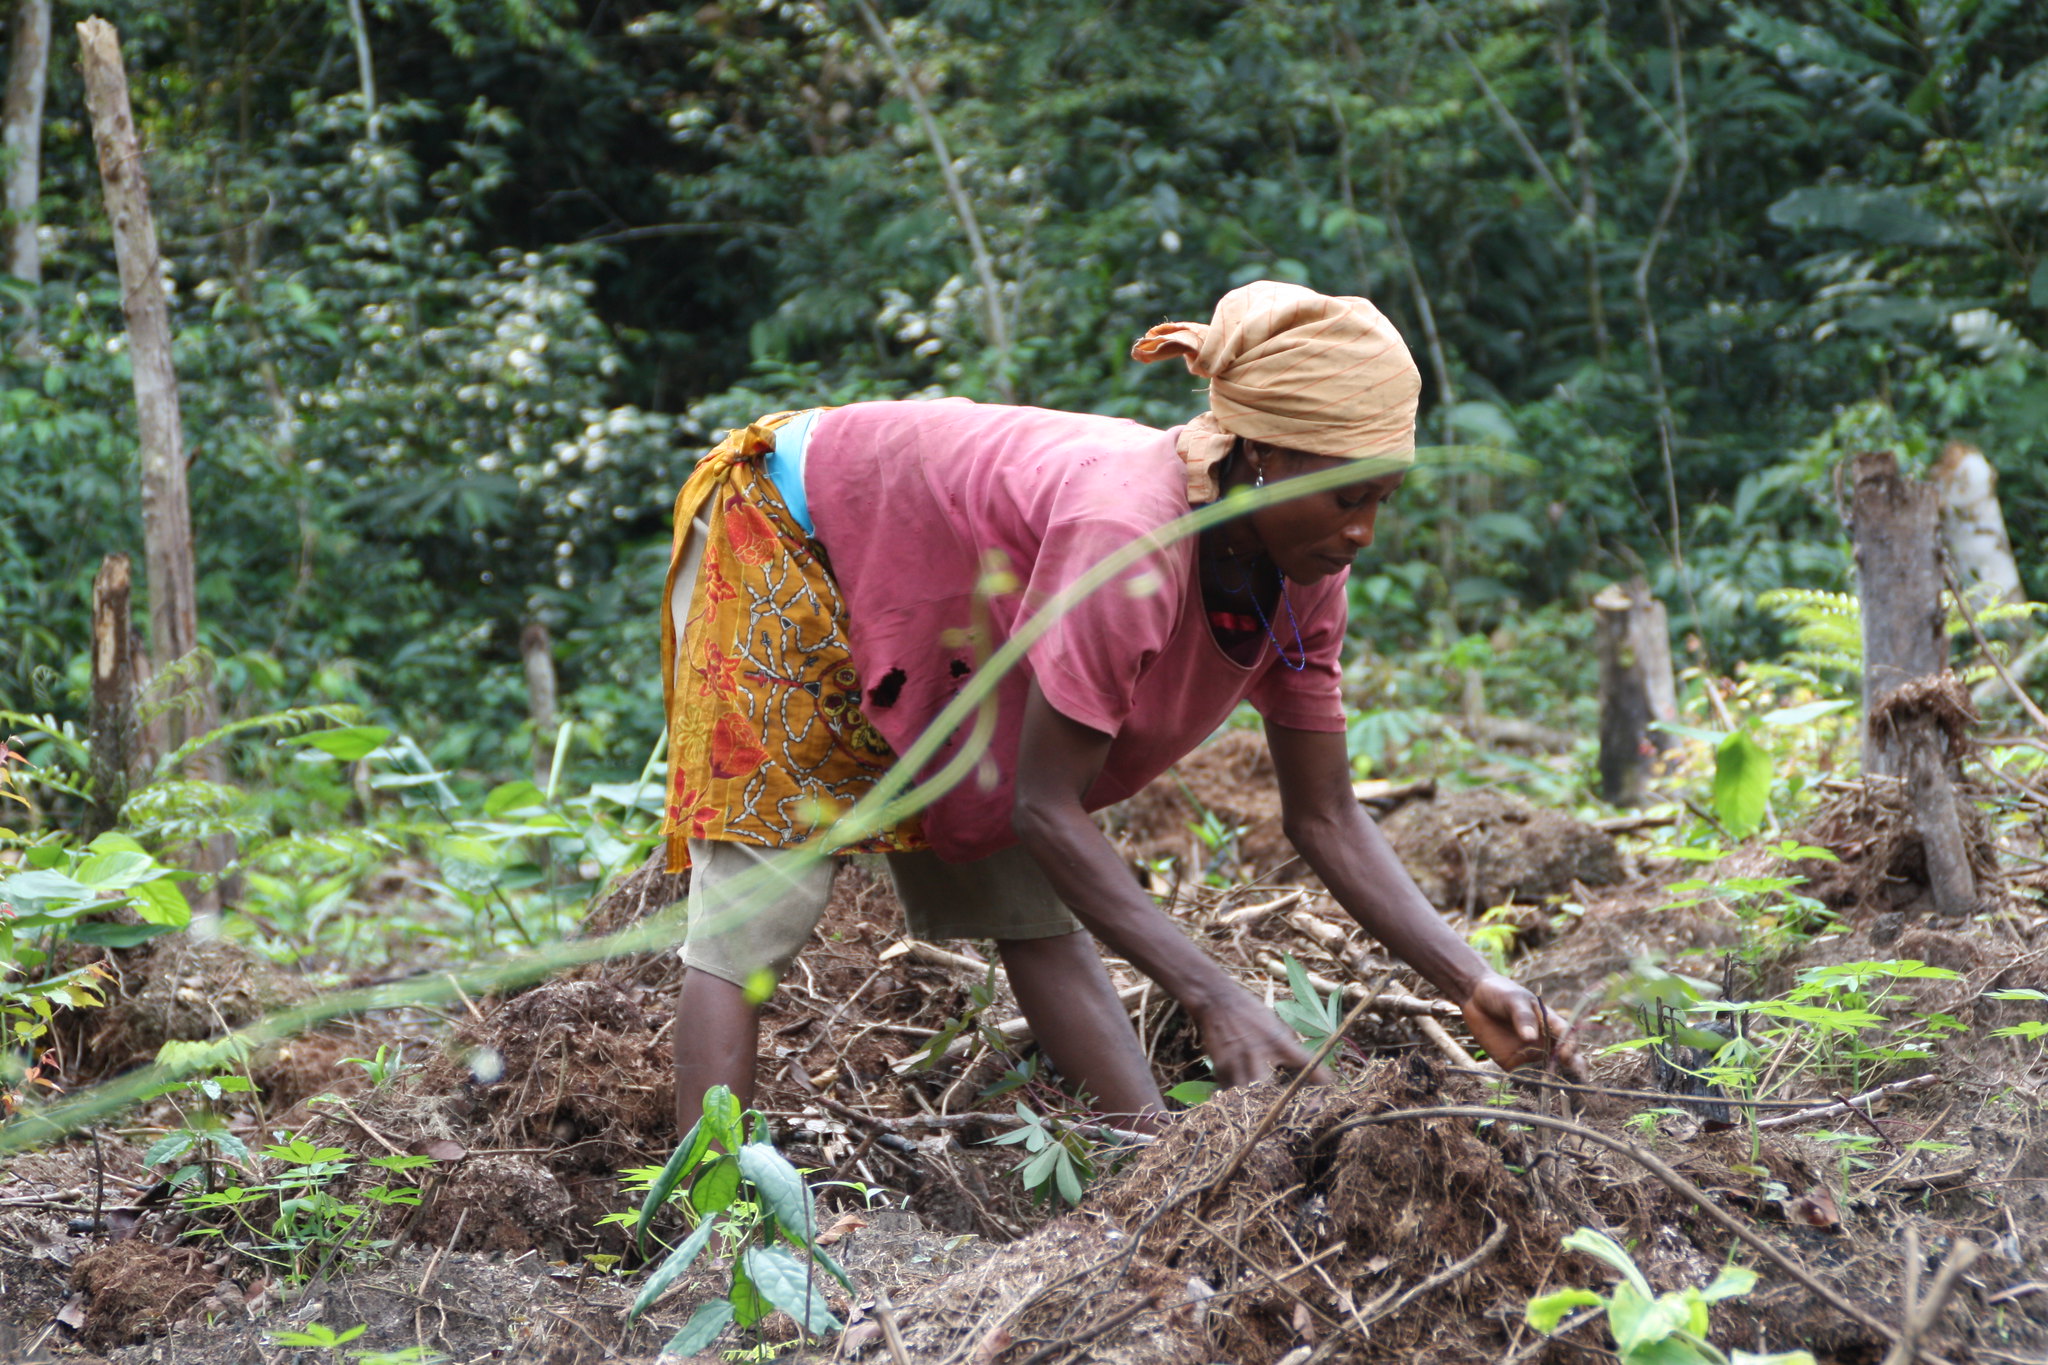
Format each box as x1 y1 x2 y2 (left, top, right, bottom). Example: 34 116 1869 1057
1273 954 1345 1054
622 1086 850 1357
1527 1228 1814 1365
985 1103 1097 1205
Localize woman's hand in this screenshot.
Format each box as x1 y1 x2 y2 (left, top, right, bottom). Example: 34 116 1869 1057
1458 973 1583 1079
1196 992 1336 1089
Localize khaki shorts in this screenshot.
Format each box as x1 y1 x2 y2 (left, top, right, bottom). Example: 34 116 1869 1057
680 839 1082 988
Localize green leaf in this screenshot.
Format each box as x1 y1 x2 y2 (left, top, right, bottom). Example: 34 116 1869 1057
741 1245 843 1334
130 878 192 927
1562 1228 1653 1297
68 920 176 947
1702 1265 1757 1303
638 1117 712 1256
701 1085 743 1153
1758 699 1853 728
1649 720 1727 745
689 1154 740 1215
1985 988 2048 1002
627 1215 719 1323
1166 1080 1216 1106
298 726 393 761
1712 732 1772 838
482 780 548 815
662 1298 734 1357
730 1257 769 1328
1732 1352 1818 1365
145 1131 197 1167
736 1142 825 1261
1526 1288 1603 1332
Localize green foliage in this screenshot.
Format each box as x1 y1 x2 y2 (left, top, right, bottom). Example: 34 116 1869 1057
1272 953 1346 1053
619 1086 850 1354
1527 1227 1812 1365
179 1132 437 1282
984 1102 1099 1206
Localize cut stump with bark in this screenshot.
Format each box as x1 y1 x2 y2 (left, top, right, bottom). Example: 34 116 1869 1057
1595 579 1677 807
1849 451 1979 918
87 554 139 838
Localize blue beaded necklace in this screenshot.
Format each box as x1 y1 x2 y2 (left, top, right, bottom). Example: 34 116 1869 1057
1220 548 1307 672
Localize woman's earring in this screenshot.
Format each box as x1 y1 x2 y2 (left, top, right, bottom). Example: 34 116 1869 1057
1254 466 1266 489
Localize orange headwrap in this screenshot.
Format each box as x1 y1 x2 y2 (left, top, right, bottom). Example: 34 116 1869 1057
1131 280 1420 502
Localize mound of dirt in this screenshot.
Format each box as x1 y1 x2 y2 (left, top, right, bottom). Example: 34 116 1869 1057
83 933 307 1074
1382 787 1624 913
69 1241 218 1351
1779 777 2006 918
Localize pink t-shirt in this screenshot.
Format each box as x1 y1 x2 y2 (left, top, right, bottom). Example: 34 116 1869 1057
807 399 1347 862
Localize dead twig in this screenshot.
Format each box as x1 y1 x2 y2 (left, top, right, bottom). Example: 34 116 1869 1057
1358 1209 1508 1327
1755 1074 1941 1130
1880 1232 1979 1365
870 1285 912 1365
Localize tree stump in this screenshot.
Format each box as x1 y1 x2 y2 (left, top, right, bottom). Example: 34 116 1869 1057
521 621 558 792
1849 451 1978 917
87 555 138 837
1595 579 1677 807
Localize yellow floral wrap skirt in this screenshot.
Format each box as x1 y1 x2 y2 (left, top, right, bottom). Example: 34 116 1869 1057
659 413 927 873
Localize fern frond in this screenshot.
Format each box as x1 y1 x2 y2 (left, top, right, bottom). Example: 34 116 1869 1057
156 705 363 776
122 779 267 846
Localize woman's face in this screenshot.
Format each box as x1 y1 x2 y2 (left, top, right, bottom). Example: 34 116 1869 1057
1236 444 1405 583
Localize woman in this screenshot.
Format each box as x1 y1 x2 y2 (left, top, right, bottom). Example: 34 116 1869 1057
663 281 1579 1130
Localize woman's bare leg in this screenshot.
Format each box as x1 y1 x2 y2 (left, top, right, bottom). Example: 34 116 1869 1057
673 968 760 1132
997 930 1164 1127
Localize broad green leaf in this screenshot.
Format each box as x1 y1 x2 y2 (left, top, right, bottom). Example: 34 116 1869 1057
85 831 149 855
0 869 93 912
1526 1289 1603 1333
1732 1352 1818 1365
638 1117 712 1256
1986 988 2048 1002
1712 732 1772 838
701 1085 743 1153
741 1245 843 1335
298 726 393 761
689 1154 740 1215
69 920 176 947
1702 1265 1757 1303
145 1131 197 1166
627 1215 719 1323
1562 1228 1653 1297
730 1257 769 1329
483 780 548 815
1605 1281 1654 1350
72 850 155 890
1759 699 1853 728
661 1298 734 1357
130 878 192 927
736 1142 824 1257
1167 1080 1216 1105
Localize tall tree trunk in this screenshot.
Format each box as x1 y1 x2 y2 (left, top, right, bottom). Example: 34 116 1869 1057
3 0 50 322
1932 442 2023 608
1849 451 1979 918
1595 579 1677 806
79 18 223 905
78 20 209 728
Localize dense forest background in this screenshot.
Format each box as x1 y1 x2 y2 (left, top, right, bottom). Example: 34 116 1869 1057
5 0 2046 783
